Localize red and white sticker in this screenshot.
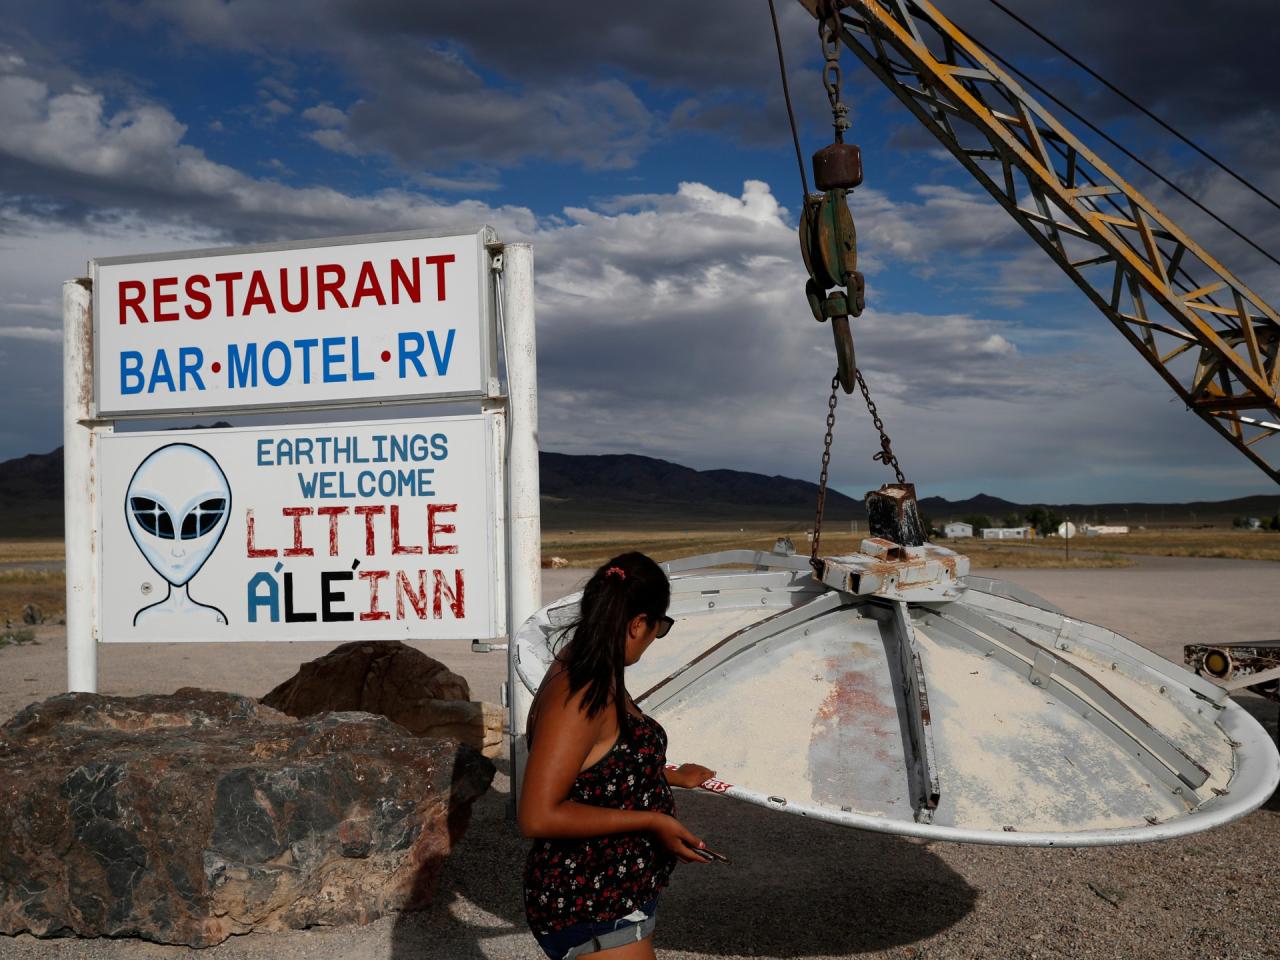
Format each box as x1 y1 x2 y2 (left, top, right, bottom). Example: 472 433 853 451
699 777 734 794
665 764 733 793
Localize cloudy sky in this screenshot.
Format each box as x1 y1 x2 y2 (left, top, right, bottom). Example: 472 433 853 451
1 0 1278 503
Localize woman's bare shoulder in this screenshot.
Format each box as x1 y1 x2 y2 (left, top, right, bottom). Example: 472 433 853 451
530 662 604 733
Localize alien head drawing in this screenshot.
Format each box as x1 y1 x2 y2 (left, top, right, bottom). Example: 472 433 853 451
125 443 231 626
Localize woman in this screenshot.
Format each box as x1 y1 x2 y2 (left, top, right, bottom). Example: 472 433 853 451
519 552 717 959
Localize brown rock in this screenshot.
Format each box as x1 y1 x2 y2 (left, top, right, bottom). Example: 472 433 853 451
262 641 503 756
411 699 506 758
0 688 493 946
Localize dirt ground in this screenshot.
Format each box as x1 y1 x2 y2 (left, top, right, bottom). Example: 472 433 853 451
1 556 1277 960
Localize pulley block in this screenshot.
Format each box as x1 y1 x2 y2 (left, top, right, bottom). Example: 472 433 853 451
799 189 859 292
799 177 862 395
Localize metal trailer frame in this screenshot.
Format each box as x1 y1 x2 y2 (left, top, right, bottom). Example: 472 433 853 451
1184 637 1279 754
1185 640 1280 706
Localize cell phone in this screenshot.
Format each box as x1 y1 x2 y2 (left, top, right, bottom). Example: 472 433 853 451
691 844 730 863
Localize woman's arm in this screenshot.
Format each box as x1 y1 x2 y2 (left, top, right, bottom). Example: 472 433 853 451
518 675 655 840
664 763 716 789
519 675 710 863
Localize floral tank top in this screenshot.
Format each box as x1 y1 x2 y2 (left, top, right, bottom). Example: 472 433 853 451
523 706 678 933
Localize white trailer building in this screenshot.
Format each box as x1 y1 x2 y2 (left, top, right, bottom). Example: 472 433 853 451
982 526 1032 540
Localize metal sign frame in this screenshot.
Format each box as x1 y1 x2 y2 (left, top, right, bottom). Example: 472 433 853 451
63 229 542 701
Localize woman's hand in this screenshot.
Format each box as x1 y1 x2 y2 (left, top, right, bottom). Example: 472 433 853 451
649 813 710 864
666 763 716 789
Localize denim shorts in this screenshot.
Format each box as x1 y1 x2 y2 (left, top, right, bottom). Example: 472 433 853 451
531 897 659 959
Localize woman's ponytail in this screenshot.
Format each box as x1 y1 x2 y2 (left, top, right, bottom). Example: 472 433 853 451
554 551 670 736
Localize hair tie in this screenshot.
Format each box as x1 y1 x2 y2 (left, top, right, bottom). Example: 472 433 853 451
605 566 626 581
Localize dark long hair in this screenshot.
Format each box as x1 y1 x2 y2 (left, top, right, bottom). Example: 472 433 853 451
545 551 670 739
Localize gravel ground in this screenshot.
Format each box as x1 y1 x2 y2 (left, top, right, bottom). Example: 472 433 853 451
2 558 1277 959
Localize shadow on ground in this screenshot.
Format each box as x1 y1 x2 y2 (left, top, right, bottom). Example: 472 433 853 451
1236 693 1280 812
389 756 978 959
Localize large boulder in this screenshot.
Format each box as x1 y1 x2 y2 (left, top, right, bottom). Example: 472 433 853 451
0 688 494 946
262 641 504 757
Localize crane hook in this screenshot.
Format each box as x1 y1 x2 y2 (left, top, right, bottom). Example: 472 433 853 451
799 0 864 394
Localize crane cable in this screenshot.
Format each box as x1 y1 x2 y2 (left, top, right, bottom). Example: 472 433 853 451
767 0 810 200
766 0 908 567
973 0 1280 271
982 0 1280 216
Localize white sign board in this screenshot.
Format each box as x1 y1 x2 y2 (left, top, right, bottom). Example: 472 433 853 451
97 414 503 642
92 228 493 416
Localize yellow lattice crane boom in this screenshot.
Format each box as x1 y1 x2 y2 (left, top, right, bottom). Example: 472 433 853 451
796 0 1280 483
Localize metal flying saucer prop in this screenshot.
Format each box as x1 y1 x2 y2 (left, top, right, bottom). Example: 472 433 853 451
514 537 1279 847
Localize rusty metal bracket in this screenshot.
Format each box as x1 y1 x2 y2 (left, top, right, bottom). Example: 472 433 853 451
819 538 969 602
866 483 926 545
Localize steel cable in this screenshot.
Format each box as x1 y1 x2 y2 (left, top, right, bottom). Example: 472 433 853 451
766 0 810 199
983 0 1280 215
959 17 1280 271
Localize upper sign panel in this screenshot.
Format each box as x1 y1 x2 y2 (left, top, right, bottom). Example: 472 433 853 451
92 228 493 416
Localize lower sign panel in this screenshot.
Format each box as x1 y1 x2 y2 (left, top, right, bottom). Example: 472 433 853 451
98 414 503 642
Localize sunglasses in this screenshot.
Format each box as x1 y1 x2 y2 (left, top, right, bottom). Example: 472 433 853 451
651 614 675 639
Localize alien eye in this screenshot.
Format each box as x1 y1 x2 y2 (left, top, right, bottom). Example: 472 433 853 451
130 497 175 539
180 498 227 540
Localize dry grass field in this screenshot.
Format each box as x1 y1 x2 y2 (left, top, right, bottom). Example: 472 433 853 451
949 541 1133 569
962 527 1280 562
0 569 64 625
540 524 1136 570
0 540 66 626
0 540 64 564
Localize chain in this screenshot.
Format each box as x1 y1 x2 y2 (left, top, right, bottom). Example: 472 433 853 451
818 2 850 141
810 368 909 570
809 374 840 571
804 4 905 568
856 368 906 484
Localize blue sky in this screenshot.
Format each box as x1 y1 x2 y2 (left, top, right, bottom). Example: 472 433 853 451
1 0 1278 504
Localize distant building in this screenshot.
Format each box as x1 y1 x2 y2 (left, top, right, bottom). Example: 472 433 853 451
944 521 973 539
982 526 1031 540
1083 524 1129 535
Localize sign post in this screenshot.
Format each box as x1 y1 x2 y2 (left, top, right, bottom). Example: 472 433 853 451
500 244 541 808
64 279 100 692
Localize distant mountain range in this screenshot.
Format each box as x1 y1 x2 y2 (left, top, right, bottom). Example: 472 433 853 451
539 452 863 526
0 448 65 538
540 453 1280 528
1 445 1277 538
